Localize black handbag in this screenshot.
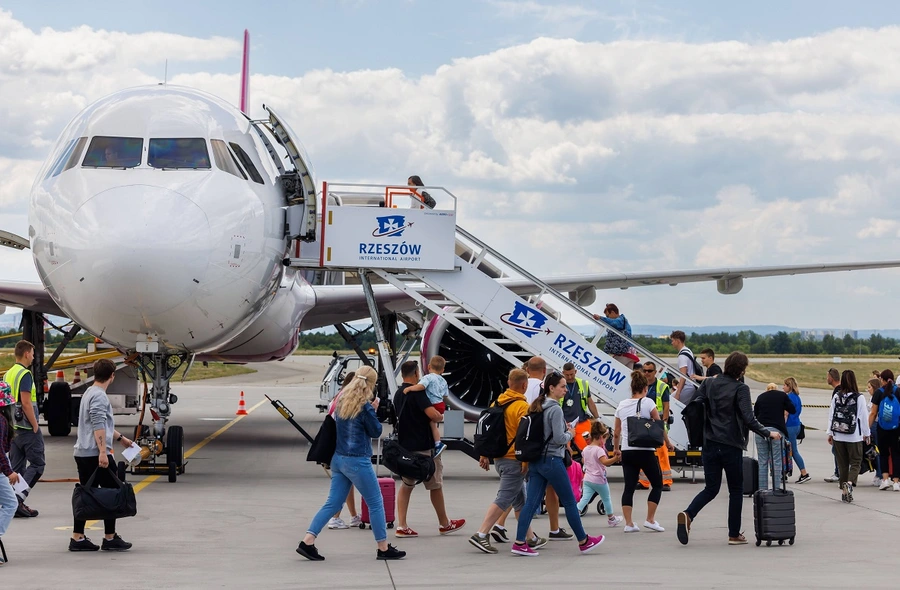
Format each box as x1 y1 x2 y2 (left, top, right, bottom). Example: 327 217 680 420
306 414 337 465
627 398 665 448
72 467 137 521
797 423 805 443
382 435 435 484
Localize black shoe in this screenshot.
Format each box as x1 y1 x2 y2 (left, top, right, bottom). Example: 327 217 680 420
548 528 573 541
796 474 811 484
15 502 38 518
376 544 407 560
68 537 100 552
663 484 672 492
101 534 132 551
296 541 324 561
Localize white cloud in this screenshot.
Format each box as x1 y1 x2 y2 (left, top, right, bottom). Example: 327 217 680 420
2 15 900 327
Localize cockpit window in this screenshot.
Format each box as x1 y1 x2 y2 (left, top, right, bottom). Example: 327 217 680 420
148 138 211 169
229 142 265 184
211 139 247 180
82 136 143 168
47 137 88 178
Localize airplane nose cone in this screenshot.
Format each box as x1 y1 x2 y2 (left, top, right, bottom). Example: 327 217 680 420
71 185 211 317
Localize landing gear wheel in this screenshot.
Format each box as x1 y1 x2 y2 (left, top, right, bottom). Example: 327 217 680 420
168 462 177 483
117 461 127 482
166 425 184 467
46 383 72 436
789 537 795 545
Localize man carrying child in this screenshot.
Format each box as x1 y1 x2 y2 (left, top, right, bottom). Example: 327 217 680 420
403 355 449 457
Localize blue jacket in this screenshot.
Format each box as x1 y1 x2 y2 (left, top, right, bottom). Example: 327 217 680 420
335 403 382 457
786 392 802 427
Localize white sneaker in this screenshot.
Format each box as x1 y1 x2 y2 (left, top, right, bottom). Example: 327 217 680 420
894 482 900 492
873 477 882 487
879 480 893 491
607 516 624 528
348 515 362 528
644 520 665 532
623 525 640 533
824 474 839 483
327 517 349 529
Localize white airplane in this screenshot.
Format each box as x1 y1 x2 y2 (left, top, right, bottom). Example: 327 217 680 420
2 32 899 475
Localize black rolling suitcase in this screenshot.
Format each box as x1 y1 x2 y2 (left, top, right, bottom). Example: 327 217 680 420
742 456 759 497
753 440 796 547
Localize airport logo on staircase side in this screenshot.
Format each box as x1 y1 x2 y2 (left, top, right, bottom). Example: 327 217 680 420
500 301 552 338
372 215 413 238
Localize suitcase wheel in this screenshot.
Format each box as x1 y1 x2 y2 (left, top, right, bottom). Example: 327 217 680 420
359 523 366 530
789 537 795 545
387 522 394 529
766 540 772 547
778 540 784 546
755 539 761 546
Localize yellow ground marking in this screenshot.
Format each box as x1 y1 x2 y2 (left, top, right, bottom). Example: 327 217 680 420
55 397 266 532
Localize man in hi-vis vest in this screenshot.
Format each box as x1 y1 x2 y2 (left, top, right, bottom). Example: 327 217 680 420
5 340 43 517
638 361 674 490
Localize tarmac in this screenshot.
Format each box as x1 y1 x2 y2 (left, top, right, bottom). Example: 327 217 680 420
3 355 898 589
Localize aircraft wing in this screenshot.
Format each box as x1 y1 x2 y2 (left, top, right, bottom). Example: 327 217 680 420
302 259 900 330
0 280 63 315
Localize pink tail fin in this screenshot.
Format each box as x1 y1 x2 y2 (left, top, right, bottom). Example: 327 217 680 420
239 29 250 113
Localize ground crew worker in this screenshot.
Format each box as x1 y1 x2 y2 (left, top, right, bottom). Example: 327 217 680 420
5 340 43 517
638 362 673 491
561 363 599 452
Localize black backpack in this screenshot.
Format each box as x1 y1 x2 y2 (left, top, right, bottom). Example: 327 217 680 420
514 412 551 463
831 392 861 435
681 396 706 449
679 349 703 378
474 400 514 459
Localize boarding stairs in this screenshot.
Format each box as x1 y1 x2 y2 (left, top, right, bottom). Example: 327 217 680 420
289 182 698 450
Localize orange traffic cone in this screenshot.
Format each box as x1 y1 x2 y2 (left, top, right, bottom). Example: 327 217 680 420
235 391 248 416
56 370 65 382
73 369 82 385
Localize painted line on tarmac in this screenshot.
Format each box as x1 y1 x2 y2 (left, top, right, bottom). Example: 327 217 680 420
55 397 266 532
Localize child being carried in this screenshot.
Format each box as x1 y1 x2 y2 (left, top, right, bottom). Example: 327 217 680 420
403 355 449 457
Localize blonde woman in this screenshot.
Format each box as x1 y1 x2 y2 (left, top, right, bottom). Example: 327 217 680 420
783 377 809 483
297 366 405 561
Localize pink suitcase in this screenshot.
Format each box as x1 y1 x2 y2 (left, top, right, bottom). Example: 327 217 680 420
360 477 395 530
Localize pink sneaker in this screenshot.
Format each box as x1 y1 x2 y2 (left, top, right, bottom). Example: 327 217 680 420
579 534 605 554
511 542 539 556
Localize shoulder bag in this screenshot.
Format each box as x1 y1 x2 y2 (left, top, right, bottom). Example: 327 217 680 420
381 391 435 484
72 467 137 521
306 414 337 465
626 398 665 448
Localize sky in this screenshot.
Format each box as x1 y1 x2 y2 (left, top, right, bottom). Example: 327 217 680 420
1 0 900 330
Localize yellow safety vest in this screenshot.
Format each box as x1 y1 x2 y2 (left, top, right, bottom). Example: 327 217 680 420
560 378 591 415
5 362 37 430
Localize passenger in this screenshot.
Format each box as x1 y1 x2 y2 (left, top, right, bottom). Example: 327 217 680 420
693 349 723 382
0 383 18 563
677 352 781 546
326 372 359 530
824 368 842 483
869 370 900 492
669 331 699 405
393 361 465 538
753 381 795 489
865 377 882 487
638 361 673 491
592 304 635 369
297 366 405 561
561 363 599 447
827 370 870 503
5 340 42 518
614 370 673 533
403 355 449 457
468 369 546 554
70 359 134 552
511 372 604 556
576 421 624 527
407 175 436 209
783 377 810 483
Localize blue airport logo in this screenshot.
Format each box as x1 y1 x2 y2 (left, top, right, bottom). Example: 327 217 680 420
500 301 552 338
372 215 412 238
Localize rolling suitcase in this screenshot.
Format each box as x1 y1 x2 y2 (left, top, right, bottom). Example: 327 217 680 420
360 438 395 530
743 456 759 497
753 440 796 547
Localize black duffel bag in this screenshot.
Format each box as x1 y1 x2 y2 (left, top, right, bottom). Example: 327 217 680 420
72 467 137 521
382 435 435 484
306 414 337 465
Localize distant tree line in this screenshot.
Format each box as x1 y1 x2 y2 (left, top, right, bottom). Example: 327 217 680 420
0 327 95 349
630 331 900 356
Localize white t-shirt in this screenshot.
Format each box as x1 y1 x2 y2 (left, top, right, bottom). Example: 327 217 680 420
615 397 657 451
525 378 543 404
677 347 698 403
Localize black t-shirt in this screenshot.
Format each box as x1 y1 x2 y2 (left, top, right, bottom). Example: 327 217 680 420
706 364 723 378
753 390 795 435
872 385 897 409
393 385 435 452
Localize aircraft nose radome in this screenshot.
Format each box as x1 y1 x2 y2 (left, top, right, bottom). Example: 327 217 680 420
71 185 212 317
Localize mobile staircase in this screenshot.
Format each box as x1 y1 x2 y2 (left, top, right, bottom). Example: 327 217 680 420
287 182 700 451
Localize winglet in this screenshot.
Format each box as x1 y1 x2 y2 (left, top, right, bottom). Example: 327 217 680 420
239 29 250 114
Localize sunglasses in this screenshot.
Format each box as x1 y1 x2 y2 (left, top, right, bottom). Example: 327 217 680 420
548 371 563 380
642 369 655 373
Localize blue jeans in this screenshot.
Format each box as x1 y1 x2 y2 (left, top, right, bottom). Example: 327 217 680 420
786 425 805 471
516 456 587 543
577 480 614 515
685 441 744 538
307 454 386 543
0 477 16 537
755 434 783 490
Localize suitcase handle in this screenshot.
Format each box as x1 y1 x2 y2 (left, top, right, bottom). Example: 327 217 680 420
768 437 786 492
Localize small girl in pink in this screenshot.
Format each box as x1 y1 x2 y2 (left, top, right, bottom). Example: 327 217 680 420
576 420 624 527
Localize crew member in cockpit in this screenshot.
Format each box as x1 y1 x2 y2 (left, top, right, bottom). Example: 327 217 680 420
103 146 122 167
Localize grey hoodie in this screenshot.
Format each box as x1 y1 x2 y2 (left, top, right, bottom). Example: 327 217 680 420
74 385 115 457
542 398 573 458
